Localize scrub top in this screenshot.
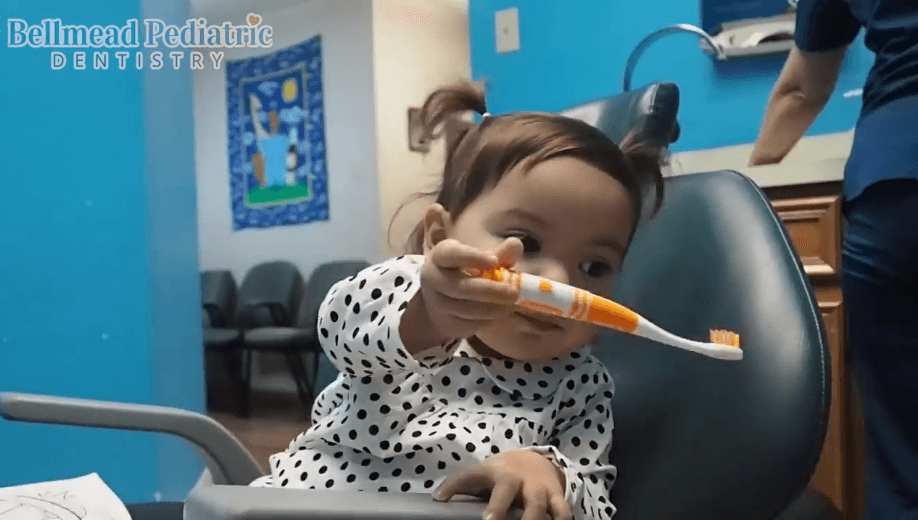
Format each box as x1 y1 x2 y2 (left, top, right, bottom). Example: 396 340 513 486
794 0 918 201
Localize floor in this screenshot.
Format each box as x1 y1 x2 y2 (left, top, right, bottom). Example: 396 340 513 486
207 386 312 474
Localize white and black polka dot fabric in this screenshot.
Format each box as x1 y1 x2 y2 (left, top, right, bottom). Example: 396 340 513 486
250 255 618 519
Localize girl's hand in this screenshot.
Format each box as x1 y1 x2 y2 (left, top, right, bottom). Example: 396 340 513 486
418 237 523 342
434 450 573 520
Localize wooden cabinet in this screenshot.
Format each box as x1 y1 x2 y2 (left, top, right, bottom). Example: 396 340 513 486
765 181 864 520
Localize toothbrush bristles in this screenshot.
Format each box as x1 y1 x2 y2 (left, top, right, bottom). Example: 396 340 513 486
709 329 741 348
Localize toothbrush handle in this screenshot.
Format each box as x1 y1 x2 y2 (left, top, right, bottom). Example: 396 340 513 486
483 268 641 333
480 267 742 360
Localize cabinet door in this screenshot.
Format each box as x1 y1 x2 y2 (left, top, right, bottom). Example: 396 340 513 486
812 286 846 512
770 190 859 518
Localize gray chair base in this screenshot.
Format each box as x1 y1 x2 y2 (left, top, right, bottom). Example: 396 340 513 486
122 487 843 520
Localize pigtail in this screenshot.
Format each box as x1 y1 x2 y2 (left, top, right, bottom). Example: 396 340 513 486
387 81 487 254
387 81 489 255
619 130 666 220
417 80 487 143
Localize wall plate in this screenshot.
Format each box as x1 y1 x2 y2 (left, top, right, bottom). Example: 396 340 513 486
495 7 520 53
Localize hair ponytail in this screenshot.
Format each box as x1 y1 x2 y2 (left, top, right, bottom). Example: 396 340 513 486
619 131 666 220
388 82 488 255
417 81 487 144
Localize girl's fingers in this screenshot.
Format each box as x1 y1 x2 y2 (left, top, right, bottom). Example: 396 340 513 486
436 277 520 305
430 240 499 271
494 237 523 268
483 477 522 520
548 492 573 520
519 489 549 520
433 467 491 502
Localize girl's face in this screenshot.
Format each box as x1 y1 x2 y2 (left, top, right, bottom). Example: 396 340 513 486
436 156 636 362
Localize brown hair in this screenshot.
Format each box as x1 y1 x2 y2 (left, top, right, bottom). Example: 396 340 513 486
392 80 665 254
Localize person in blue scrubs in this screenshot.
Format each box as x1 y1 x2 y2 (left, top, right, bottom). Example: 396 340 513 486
750 1 918 518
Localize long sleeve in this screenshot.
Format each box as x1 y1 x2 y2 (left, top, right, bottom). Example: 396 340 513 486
524 368 617 519
309 373 346 424
316 255 459 378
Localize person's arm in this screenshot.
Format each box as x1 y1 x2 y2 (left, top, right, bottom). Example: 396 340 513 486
316 255 459 378
750 0 861 166
520 368 618 520
398 290 452 355
749 44 849 166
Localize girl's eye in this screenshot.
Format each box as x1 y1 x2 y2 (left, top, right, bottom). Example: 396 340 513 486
581 260 614 278
505 233 541 254
520 236 541 254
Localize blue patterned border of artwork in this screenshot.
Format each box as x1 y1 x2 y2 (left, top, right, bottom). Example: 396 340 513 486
226 34 329 230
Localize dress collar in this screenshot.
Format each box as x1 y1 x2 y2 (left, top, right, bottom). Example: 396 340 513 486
453 340 592 400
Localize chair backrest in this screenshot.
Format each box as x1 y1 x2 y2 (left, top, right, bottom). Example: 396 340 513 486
593 171 830 519
297 260 373 329
559 82 680 152
236 261 305 328
201 270 237 328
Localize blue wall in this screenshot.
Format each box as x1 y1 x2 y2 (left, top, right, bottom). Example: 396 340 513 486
0 0 204 502
469 0 875 151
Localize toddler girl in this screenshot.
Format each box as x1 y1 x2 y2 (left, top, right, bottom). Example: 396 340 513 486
251 81 665 520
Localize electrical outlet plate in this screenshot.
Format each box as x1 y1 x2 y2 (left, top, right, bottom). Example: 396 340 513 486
495 7 520 53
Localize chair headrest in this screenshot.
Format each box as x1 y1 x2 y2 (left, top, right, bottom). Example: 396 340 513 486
559 82 680 150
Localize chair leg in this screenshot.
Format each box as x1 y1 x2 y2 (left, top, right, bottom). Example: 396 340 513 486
223 348 248 418
239 349 253 418
294 344 319 406
204 349 216 411
284 351 313 413
306 346 319 399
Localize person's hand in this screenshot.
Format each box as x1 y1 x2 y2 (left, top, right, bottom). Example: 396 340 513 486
418 237 523 342
748 151 782 167
434 449 572 520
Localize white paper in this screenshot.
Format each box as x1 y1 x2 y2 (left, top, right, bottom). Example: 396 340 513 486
0 473 131 520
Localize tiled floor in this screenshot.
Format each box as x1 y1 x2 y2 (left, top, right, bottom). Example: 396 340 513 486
207 390 311 474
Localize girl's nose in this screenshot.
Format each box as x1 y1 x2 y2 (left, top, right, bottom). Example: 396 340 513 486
529 260 571 286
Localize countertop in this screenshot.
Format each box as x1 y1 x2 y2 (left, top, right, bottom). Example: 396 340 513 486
669 131 851 188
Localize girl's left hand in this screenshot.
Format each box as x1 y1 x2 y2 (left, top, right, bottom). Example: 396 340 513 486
433 449 572 520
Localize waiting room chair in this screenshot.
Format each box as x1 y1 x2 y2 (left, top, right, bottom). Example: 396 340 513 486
235 260 373 417
201 270 247 416
0 83 840 519
299 260 373 393
235 261 311 416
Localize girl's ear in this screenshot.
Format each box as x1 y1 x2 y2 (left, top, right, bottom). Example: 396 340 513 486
422 203 452 254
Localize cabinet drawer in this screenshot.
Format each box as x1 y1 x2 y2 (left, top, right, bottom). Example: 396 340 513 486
771 195 842 280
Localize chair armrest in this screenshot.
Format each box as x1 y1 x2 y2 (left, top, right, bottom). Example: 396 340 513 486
774 488 842 520
0 392 264 486
185 485 521 520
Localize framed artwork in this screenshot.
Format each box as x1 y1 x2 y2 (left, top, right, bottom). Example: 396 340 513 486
407 109 473 153
407 107 430 153
226 34 329 230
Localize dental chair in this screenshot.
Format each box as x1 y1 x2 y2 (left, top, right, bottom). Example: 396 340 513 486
0 82 840 519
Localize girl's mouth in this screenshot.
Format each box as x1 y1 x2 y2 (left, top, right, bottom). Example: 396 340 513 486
514 311 562 331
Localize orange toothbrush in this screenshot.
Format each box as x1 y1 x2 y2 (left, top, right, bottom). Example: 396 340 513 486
480 267 742 361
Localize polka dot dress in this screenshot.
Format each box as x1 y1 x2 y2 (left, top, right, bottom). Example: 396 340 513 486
249 255 618 519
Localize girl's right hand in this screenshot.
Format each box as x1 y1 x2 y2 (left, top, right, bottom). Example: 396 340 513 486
418 237 523 342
